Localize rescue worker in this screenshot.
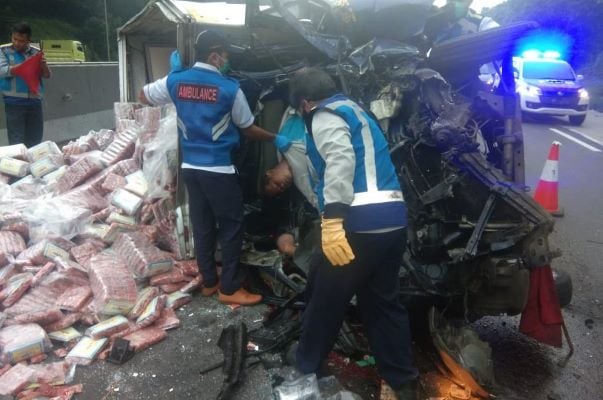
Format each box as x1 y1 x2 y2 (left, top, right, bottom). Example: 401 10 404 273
0 22 51 147
139 29 291 306
289 68 419 399
433 0 499 44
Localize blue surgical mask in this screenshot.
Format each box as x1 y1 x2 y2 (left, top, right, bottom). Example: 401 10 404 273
217 55 231 74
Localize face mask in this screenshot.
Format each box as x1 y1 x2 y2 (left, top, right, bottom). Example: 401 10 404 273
217 55 231 74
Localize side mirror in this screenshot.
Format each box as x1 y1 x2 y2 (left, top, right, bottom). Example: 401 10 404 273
576 74 584 81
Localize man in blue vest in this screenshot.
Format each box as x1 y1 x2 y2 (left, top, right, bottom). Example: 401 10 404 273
139 29 291 306
289 68 419 399
0 22 51 147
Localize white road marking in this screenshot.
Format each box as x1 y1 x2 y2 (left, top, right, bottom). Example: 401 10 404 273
549 128 602 152
567 127 603 147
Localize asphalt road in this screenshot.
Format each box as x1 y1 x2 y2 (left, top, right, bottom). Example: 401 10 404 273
474 110 603 400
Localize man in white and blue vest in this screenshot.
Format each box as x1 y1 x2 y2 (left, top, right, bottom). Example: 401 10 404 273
0 22 51 147
140 29 291 306
289 68 419 399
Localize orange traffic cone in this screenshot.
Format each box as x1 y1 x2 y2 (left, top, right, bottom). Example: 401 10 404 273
534 141 564 217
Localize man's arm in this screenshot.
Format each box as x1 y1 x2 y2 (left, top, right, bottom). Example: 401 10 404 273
312 111 355 218
139 76 171 106
0 49 10 78
232 89 279 141
40 53 51 79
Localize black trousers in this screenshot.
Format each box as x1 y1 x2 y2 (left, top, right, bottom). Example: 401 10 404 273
296 229 418 389
182 168 244 295
5 102 44 147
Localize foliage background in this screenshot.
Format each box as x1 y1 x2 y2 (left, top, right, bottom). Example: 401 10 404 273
0 0 147 61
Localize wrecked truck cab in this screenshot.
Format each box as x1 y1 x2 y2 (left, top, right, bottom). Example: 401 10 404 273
118 0 569 320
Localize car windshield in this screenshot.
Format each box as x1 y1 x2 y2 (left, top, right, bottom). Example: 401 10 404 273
522 60 575 80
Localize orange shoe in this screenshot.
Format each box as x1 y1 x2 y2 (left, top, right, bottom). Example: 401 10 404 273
201 281 220 297
218 288 262 306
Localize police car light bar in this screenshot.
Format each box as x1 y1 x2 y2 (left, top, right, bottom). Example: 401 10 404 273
520 49 561 60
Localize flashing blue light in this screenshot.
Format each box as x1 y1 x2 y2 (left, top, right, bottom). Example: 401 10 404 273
516 29 572 61
543 50 561 59
522 50 542 59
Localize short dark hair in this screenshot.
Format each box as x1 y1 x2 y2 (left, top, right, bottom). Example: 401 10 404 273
289 68 338 108
12 22 32 39
194 29 228 62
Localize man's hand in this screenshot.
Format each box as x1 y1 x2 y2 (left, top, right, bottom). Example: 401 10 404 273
321 217 355 266
40 52 51 78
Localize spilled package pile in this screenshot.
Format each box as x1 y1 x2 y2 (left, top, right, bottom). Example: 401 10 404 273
0 103 203 398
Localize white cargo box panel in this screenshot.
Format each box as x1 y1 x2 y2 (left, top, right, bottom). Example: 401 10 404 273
117 0 247 102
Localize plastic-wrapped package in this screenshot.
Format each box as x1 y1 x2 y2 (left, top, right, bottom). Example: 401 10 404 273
149 268 192 286
100 129 138 166
136 295 166 328
0 157 29 177
66 149 104 165
0 272 33 307
65 336 108 365
0 363 36 395
128 286 160 320
0 211 29 241
43 312 82 332
0 323 52 364
125 170 149 198
122 326 167 352
0 144 28 160
0 173 8 184
13 308 63 326
55 286 92 312
140 224 159 243
111 188 143 216
85 315 130 339
103 222 138 243
31 261 56 287
27 141 62 163
176 260 200 277
101 172 127 193
114 102 138 124
28 361 69 385
88 252 137 315
107 212 136 226
153 307 180 331
160 282 188 293
165 291 192 310
113 231 173 278
0 264 16 287
0 252 7 268
179 275 203 294
0 231 26 256
70 242 99 266
134 105 162 134
42 164 67 186
25 199 93 243
30 154 64 178
16 239 72 265
273 373 321 400
47 327 82 343
54 155 104 194
142 106 178 200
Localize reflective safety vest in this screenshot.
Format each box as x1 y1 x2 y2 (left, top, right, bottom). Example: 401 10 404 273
0 44 44 101
166 66 240 167
306 94 407 232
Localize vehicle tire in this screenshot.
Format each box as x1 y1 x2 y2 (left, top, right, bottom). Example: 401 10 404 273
552 268 573 308
569 115 586 126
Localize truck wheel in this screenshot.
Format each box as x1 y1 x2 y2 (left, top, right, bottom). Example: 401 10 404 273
553 268 573 308
569 115 586 126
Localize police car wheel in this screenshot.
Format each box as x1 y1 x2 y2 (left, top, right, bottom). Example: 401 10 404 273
569 115 586 126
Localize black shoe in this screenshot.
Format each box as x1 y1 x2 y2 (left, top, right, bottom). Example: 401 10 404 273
394 379 418 400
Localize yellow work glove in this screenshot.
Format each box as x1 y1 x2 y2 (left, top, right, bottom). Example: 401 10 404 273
321 217 355 266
